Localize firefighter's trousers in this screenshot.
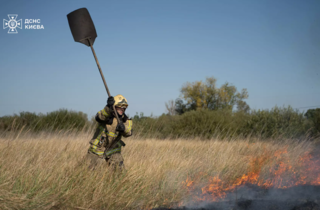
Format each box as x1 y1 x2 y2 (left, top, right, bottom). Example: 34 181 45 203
86 152 125 172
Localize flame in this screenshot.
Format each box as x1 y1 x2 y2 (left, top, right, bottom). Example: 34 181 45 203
180 148 320 205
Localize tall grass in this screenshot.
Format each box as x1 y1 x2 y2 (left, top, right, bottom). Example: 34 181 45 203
0 131 317 210
0 107 318 209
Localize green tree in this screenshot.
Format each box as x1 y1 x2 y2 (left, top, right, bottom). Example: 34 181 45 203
175 98 189 115
177 76 249 113
305 108 320 136
236 99 250 113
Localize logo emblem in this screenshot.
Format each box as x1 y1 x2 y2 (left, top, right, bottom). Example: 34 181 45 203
3 14 22 34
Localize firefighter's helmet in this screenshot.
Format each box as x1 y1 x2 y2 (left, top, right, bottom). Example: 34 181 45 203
114 94 128 109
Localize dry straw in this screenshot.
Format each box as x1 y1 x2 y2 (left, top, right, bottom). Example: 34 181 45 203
0 129 316 210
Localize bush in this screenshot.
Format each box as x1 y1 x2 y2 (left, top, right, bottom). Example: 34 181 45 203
304 108 320 137
41 109 89 131
0 109 91 133
1 106 317 140
132 106 316 140
245 106 309 139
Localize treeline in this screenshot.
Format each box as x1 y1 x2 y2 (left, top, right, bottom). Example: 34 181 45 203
1 74 319 140
156 76 320 140
133 107 320 140
0 109 92 133
0 107 319 140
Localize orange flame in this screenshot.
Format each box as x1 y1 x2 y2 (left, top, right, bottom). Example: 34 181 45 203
180 149 320 205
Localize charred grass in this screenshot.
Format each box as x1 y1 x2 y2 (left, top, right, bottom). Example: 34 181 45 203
0 132 317 210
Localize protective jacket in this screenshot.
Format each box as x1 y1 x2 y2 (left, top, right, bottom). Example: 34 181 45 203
88 106 132 158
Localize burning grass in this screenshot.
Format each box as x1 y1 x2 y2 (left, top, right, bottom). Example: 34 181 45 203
179 145 320 207
0 133 319 210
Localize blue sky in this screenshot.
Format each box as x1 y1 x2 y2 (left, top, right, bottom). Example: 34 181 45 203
1 0 319 119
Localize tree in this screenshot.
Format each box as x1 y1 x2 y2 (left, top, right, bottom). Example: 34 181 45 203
237 100 250 113
175 98 190 115
305 108 320 135
165 99 176 115
178 76 249 113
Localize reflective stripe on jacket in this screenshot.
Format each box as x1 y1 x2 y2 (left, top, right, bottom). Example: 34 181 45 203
88 106 133 157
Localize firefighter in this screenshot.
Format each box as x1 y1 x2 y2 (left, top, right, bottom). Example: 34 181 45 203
86 94 133 171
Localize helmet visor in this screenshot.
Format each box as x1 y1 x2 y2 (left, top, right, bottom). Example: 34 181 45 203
115 104 128 109
115 98 128 109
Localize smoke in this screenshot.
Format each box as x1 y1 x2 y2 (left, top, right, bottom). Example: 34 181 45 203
152 148 320 210
153 184 320 210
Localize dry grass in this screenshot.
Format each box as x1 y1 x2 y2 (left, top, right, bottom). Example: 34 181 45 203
0 132 315 210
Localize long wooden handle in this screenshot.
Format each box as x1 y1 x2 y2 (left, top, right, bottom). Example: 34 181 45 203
88 38 121 124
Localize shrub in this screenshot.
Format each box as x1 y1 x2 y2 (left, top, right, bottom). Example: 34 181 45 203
0 109 91 133
133 106 315 140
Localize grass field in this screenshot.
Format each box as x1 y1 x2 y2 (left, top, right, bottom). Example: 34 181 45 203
0 132 318 210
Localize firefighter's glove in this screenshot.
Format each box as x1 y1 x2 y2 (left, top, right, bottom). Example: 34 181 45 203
107 96 115 108
116 122 125 133
105 117 114 125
